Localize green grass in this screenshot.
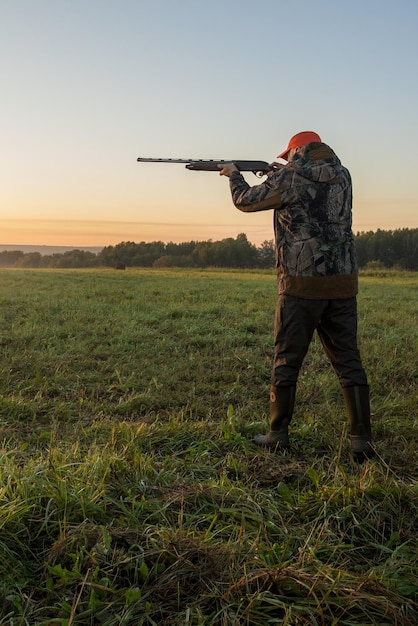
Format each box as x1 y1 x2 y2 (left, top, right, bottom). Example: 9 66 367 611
0 268 417 625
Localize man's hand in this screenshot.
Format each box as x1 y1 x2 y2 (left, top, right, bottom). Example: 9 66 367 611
218 162 239 177
269 161 287 172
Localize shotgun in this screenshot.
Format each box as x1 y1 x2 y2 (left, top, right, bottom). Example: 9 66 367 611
136 157 272 177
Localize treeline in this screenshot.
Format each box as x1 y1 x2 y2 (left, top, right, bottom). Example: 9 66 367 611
355 228 418 270
0 249 100 269
0 234 275 269
1 228 417 270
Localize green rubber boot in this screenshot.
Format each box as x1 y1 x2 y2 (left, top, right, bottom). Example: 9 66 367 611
254 385 295 450
342 385 375 462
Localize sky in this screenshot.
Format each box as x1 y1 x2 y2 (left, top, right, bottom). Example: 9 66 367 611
1 0 418 248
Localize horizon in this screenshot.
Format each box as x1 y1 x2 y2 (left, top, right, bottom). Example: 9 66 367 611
3 212 418 252
2 223 417 256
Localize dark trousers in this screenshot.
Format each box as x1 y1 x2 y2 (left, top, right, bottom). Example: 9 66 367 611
272 295 368 388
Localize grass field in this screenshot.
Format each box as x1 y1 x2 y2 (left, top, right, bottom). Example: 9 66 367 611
0 268 417 625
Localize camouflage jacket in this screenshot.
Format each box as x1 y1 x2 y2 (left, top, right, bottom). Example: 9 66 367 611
229 142 358 299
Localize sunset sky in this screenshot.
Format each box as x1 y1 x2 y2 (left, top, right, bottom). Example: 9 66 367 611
2 0 418 248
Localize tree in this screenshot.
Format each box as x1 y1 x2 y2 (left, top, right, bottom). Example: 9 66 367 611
0 250 24 267
16 252 42 268
257 240 275 268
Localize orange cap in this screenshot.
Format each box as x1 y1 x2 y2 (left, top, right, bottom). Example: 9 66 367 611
277 131 321 159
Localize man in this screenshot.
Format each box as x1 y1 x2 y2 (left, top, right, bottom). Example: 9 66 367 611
218 131 374 462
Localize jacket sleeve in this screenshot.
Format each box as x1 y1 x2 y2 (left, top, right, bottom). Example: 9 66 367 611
229 171 283 213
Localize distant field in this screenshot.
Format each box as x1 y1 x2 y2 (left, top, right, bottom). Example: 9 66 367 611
0 244 103 255
0 268 417 624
